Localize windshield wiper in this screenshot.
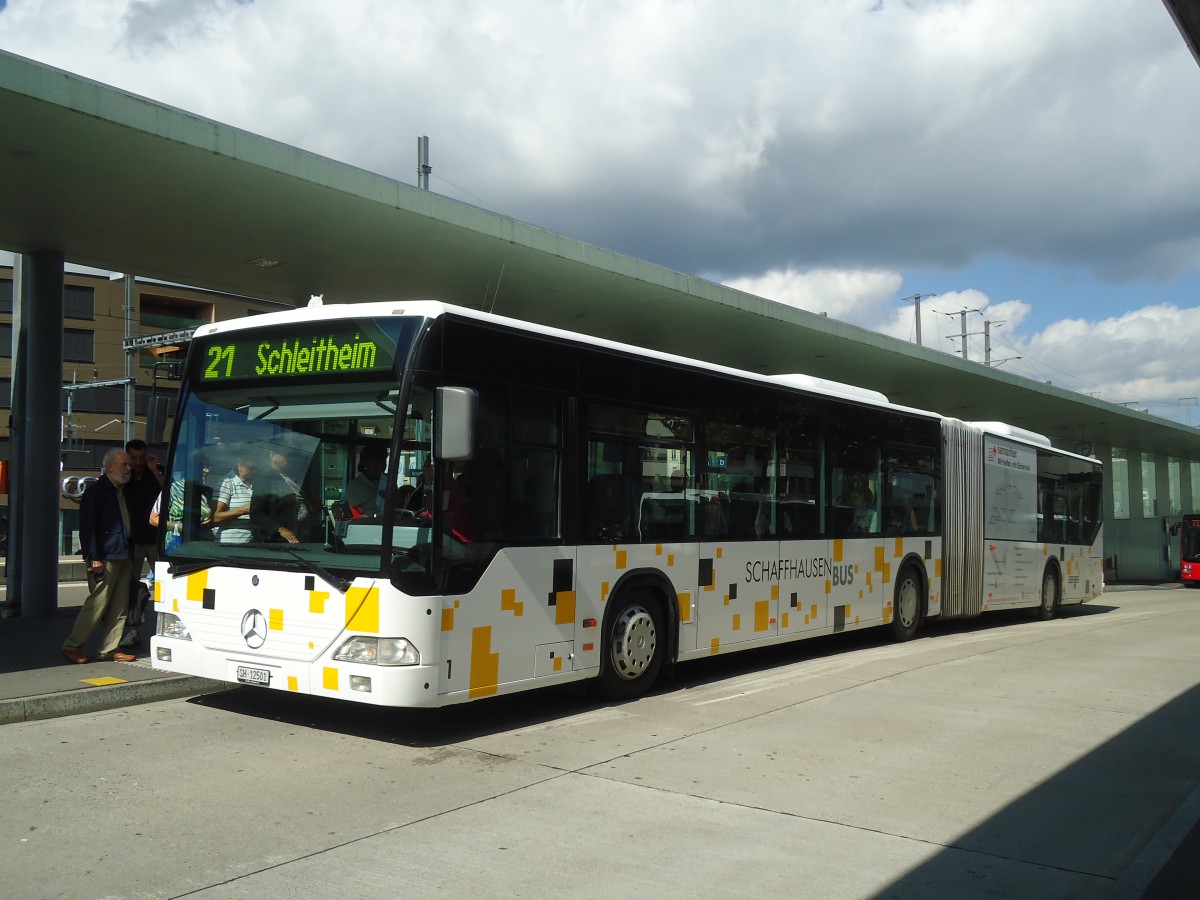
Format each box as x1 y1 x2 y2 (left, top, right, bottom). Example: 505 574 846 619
374 388 398 415
167 558 217 577
266 546 349 593
251 398 280 421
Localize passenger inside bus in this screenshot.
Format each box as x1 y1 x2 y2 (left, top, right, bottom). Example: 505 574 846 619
841 485 879 535
250 445 304 544
151 452 213 550
343 441 387 517
886 502 920 534
212 448 256 544
406 458 475 541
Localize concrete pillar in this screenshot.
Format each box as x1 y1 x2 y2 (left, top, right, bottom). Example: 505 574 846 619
18 250 64 617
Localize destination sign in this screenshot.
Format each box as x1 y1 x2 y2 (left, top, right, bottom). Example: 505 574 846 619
194 321 403 383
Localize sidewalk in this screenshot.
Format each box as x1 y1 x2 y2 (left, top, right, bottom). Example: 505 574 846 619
0 582 228 725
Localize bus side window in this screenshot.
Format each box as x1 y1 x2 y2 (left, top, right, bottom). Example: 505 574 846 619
886 471 935 535
518 451 558 539
510 393 562 541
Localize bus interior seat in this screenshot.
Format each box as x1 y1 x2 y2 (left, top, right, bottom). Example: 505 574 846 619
886 504 918 534
779 500 820 538
828 504 854 535
586 473 637 542
639 494 688 541
727 493 766 538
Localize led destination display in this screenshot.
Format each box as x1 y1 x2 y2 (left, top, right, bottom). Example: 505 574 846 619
194 321 403 383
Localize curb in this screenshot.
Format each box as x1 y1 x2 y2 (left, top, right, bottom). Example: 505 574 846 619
0 675 232 725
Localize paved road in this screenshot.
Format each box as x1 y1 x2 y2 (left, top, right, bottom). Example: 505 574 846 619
2 588 1198 899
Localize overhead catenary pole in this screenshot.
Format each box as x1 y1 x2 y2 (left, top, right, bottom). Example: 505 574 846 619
417 135 431 191
123 274 136 446
983 319 1020 369
1180 397 1198 426
902 294 931 348
945 307 982 361
63 376 137 452
900 293 936 347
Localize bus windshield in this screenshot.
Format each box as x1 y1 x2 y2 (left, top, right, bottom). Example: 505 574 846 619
1182 520 1200 562
161 316 425 581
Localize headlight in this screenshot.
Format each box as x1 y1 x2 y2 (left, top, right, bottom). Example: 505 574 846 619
333 636 420 666
156 612 192 641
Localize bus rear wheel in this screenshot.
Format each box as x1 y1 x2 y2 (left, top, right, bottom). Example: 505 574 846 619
891 565 923 642
597 590 664 700
1037 567 1060 620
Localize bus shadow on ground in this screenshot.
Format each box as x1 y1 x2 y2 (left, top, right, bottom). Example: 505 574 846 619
189 676 602 746
873 682 1200 898
189 601 1116 746
188 623 917 745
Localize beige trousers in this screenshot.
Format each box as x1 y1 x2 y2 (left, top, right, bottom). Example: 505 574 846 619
63 558 134 658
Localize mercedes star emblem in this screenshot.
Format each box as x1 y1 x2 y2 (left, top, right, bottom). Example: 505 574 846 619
241 609 269 649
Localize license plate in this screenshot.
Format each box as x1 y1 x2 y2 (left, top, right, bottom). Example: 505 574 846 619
236 665 271 686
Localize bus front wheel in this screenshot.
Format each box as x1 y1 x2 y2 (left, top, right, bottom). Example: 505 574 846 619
891 565 923 642
597 590 664 700
1037 567 1060 620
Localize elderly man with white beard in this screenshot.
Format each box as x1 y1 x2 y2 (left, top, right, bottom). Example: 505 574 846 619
61 448 138 664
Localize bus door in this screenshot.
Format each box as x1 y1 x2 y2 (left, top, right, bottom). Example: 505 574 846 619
578 405 701 663
427 385 579 699
696 404 790 650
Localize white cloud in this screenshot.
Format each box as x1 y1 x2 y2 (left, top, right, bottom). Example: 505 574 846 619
1 0 1199 422
3 0 1196 278
1013 305 1200 418
723 263 1200 424
723 267 902 323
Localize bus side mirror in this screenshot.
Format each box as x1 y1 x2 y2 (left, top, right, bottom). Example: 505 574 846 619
435 386 476 461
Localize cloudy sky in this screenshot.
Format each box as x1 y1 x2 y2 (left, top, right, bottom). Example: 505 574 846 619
2 0 1200 423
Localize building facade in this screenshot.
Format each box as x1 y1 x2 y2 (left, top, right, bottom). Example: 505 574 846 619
1 267 293 556
1099 447 1200 582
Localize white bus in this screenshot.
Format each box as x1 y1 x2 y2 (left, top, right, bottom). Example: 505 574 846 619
151 300 1103 705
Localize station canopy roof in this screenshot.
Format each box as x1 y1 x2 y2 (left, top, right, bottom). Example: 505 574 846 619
1 48 1198 461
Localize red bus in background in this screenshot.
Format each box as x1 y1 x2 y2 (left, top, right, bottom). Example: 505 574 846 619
1172 514 1200 587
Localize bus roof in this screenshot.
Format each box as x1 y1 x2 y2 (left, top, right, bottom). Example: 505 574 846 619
970 420 1101 464
191 298 940 419
971 421 1054 449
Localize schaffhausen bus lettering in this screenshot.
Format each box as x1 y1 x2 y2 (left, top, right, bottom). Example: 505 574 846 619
745 557 852 584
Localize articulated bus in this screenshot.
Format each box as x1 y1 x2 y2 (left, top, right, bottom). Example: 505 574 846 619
150 300 1103 706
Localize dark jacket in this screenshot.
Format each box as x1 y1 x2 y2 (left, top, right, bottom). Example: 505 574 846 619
124 469 161 545
79 475 131 564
